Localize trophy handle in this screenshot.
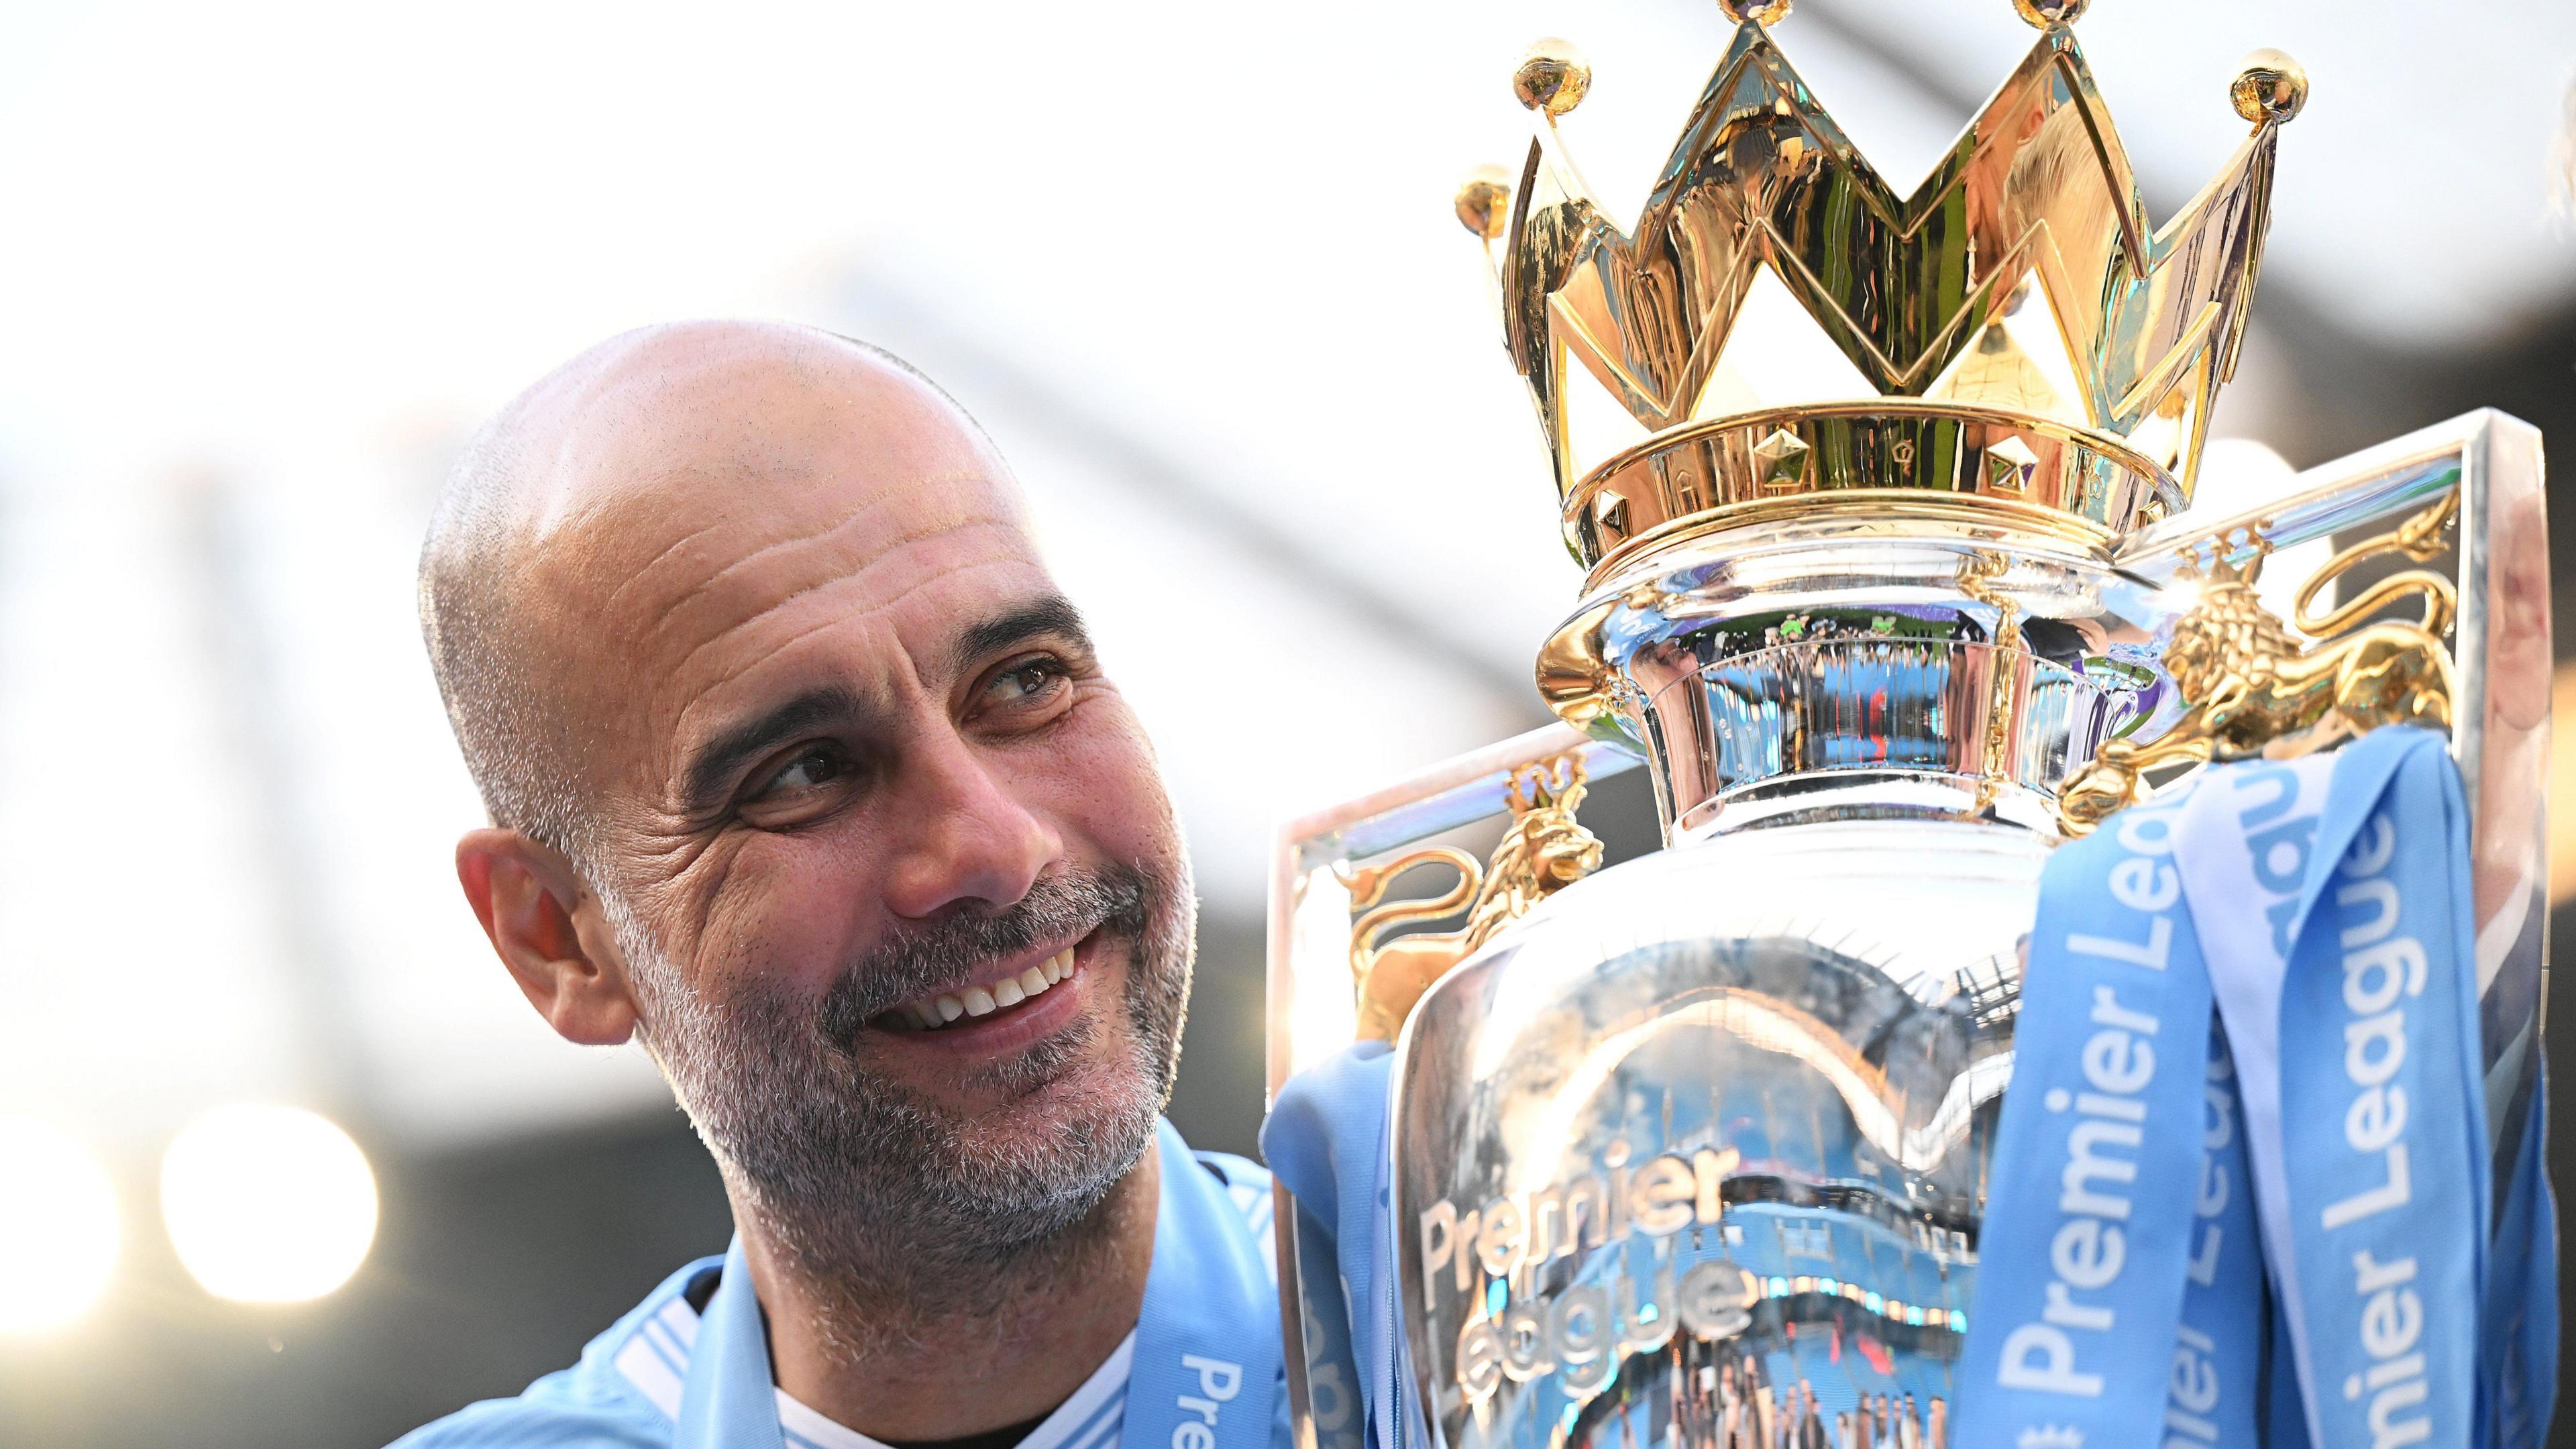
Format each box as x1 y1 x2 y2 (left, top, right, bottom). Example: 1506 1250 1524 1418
1336 758 1608 1043
2115 411 2546 804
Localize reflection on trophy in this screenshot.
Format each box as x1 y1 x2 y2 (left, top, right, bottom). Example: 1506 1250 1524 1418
1265 3 2551 1447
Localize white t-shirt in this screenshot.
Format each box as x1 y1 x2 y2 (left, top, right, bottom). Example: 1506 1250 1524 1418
775 1332 1134 1449
616 1289 1139 1449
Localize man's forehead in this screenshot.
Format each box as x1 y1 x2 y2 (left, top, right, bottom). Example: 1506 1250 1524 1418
506 331 1034 624
476 325 1062 747
572 456 1033 634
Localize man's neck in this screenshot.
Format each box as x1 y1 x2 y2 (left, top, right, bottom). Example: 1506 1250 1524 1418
740 1144 1161 1441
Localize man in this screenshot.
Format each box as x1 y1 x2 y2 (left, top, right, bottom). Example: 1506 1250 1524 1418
394 321 1281 1449
1793 1381 1825 1449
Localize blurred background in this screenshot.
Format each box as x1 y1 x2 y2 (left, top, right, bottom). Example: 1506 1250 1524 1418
0 1 2569 1442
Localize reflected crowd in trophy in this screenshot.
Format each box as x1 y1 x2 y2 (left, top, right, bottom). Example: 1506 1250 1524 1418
1648 1341 1947 1449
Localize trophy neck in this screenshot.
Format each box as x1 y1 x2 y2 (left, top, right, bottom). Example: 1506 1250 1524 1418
1538 507 2169 844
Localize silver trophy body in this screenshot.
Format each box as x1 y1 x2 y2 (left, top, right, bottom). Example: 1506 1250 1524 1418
1268 415 2548 1449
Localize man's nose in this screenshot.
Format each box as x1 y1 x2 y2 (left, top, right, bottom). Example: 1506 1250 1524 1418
880 730 1062 920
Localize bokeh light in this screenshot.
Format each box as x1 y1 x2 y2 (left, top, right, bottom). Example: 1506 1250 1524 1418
0 1115 121 1333
160 1105 378 1304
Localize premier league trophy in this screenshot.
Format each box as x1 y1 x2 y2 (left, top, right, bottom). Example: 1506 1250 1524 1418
1262 3 2555 1449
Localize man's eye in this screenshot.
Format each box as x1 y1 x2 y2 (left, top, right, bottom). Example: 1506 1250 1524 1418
985 659 1065 706
748 744 847 802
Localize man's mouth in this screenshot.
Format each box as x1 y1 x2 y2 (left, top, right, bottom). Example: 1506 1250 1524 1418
875 945 1082 1032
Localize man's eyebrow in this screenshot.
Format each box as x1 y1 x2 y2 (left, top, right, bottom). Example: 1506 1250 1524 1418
951 596 1093 676
680 685 867 817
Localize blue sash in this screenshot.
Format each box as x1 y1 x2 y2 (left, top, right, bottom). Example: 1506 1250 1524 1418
2176 732 2486 1449
1959 728 2542 1448
1952 790 2241 1448
676 1118 1281 1449
1128 1119 1289 1449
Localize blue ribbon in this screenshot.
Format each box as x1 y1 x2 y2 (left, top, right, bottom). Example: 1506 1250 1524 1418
1958 727 2536 1448
1261 1038 1413 1449
1951 790 2220 1449
2173 1026 2263 1449
1129 1119 1289 1449
2184 731 2486 1449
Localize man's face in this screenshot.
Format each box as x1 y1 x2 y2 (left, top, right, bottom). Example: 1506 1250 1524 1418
532 352 1191 1275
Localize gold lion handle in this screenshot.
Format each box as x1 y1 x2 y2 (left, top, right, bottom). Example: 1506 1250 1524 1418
2059 494 2458 835
1340 753 1605 1040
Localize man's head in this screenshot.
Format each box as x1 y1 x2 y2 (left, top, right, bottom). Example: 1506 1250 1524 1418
422 321 1193 1293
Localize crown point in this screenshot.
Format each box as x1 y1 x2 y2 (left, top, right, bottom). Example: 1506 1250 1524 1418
2231 49 2309 125
1454 165 1515 240
1717 0 1792 23
1513 40 1591 117
2009 0 2088 28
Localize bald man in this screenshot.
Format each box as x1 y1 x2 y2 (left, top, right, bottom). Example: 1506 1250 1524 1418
393 323 1283 1449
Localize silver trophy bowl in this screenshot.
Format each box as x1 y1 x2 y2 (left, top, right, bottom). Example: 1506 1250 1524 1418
1395 817 2037 1445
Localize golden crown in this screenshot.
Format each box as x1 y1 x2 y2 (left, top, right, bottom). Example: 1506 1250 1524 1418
1457 0 2308 580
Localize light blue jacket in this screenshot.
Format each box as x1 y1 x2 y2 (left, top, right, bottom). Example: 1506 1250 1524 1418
392 1132 1279 1449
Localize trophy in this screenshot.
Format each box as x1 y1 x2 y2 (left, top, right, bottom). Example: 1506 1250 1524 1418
1264 3 2552 1447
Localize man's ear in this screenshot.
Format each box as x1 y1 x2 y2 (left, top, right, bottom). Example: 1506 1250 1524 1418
455 828 640 1046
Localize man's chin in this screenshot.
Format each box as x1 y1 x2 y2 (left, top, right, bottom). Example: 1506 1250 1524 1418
927 1047 1162 1152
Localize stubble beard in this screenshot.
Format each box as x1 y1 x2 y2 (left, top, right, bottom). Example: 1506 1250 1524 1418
610 857 1195 1352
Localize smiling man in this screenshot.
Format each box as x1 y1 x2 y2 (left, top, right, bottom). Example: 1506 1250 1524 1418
394 321 1281 1449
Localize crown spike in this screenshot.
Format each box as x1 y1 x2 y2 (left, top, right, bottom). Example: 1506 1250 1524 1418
2232 50 2310 127
1512 40 1591 117
1453 166 1513 240
2011 0 2088 28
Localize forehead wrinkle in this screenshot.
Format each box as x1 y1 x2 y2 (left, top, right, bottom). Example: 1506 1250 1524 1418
657 507 1028 690
682 551 1041 710
637 471 1006 656
635 489 903 651
655 463 996 593
597 512 745 627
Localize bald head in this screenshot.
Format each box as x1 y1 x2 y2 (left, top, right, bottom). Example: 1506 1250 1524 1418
420 320 1014 869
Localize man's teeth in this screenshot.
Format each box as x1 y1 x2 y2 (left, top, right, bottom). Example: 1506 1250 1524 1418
904 948 1078 1030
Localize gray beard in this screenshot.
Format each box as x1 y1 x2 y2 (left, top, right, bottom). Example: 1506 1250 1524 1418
611 860 1194 1339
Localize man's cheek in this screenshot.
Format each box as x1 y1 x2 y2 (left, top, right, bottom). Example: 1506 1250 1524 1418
703 835 879 996
1046 710 1179 861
